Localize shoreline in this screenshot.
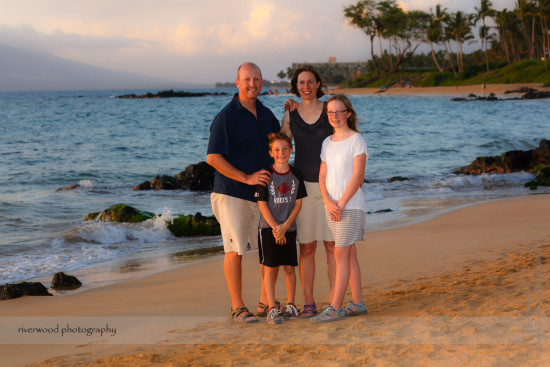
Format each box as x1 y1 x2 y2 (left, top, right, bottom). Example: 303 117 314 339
29 189 534 296
1 194 549 366
331 82 550 97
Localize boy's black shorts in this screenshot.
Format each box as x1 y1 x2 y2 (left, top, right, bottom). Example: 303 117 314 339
258 228 298 268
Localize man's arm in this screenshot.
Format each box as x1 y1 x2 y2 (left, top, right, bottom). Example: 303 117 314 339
206 153 271 186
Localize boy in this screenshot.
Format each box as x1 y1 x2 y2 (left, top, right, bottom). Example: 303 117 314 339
255 133 306 325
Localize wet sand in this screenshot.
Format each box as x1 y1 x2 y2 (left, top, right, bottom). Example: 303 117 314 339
1 194 549 366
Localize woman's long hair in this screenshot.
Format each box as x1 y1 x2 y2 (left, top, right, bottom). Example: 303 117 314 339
290 65 325 98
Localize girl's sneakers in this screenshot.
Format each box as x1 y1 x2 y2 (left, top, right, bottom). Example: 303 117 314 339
311 305 345 323
266 307 284 325
343 301 367 316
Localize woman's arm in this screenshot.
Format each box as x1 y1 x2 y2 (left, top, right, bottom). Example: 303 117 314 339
280 111 293 140
336 153 366 209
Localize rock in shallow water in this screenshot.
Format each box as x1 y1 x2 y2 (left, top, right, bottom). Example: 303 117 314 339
457 139 550 175
85 204 155 223
51 272 82 290
133 161 214 191
524 165 550 190
84 205 220 237
0 282 52 300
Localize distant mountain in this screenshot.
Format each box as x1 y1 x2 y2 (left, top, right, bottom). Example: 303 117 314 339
0 44 208 92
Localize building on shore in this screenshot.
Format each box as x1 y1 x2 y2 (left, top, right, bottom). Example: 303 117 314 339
291 58 367 85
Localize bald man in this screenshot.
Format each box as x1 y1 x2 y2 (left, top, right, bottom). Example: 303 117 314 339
207 62 280 323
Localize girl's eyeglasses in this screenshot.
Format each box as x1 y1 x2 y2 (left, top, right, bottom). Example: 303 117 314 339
326 110 348 117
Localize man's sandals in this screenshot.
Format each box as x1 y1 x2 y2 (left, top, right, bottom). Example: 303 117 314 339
229 307 259 323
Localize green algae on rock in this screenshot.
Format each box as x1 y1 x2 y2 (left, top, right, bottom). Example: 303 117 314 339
166 213 221 237
525 165 550 190
84 204 154 223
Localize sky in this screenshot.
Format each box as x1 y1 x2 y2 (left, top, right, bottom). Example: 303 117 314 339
0 0 517 85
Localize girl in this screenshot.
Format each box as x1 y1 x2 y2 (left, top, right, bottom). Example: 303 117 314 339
312 95 368 323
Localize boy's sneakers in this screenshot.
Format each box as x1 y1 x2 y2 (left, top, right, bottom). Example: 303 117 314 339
266 307 284 325
282 303 299 320
257 300 281 317
311 305 345 323
343 301 367 316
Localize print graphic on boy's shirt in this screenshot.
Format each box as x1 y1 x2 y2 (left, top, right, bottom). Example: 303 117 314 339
269 180 296 204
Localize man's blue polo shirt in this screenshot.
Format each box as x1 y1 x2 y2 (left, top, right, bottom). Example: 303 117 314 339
207 93 280 201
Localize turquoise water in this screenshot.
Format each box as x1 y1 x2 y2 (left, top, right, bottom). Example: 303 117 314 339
1 89 549 285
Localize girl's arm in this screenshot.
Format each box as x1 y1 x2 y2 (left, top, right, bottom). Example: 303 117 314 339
258 201 286 244
336 153 367 209
272 199 302 242
319 161 343 222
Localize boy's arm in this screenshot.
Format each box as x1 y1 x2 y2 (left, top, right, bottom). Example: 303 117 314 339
258 201 279 230
275 198 302 236
259 201 286 245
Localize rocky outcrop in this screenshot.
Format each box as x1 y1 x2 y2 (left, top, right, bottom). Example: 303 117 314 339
84 205 220 237
116 90 228 99
525 165 550 190
133 161 215 191
388 176 409 183
56 183 80 191
451 93 499 101
51 272 82 290
504 87 538 94
521 90 550 99
457 139 550 175
451 89 550 102
1 282 52 300
166 213 221 237
84 204 154 223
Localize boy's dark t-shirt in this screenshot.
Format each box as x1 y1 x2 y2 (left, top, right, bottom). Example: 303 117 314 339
254 165 307 230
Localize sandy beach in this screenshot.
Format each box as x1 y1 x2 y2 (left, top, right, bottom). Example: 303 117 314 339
1 193 548 366
334 82 550 97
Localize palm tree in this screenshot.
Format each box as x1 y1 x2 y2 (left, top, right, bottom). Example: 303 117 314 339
495 9 513 64
535 0 550 70
475 0 496 71
448 11 475 72
516 0 535 58
431 4 457 76
425 17 443 71
344 0 382 76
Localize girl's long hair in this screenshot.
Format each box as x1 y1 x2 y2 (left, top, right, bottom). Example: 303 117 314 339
326 94 360 133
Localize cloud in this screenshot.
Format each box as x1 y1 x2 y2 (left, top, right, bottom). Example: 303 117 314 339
246 2 275 39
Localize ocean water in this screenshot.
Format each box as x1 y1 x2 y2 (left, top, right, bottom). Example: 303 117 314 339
1 88 549 287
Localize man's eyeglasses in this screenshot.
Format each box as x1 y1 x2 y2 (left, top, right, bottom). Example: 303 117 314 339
326 110 348 117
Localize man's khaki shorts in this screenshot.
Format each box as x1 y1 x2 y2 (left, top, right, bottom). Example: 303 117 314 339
211 193 260 255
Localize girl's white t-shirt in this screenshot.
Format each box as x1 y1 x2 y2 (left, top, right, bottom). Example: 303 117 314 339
320 132 368 211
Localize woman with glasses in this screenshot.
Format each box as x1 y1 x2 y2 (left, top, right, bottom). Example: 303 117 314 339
280 65 335 318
